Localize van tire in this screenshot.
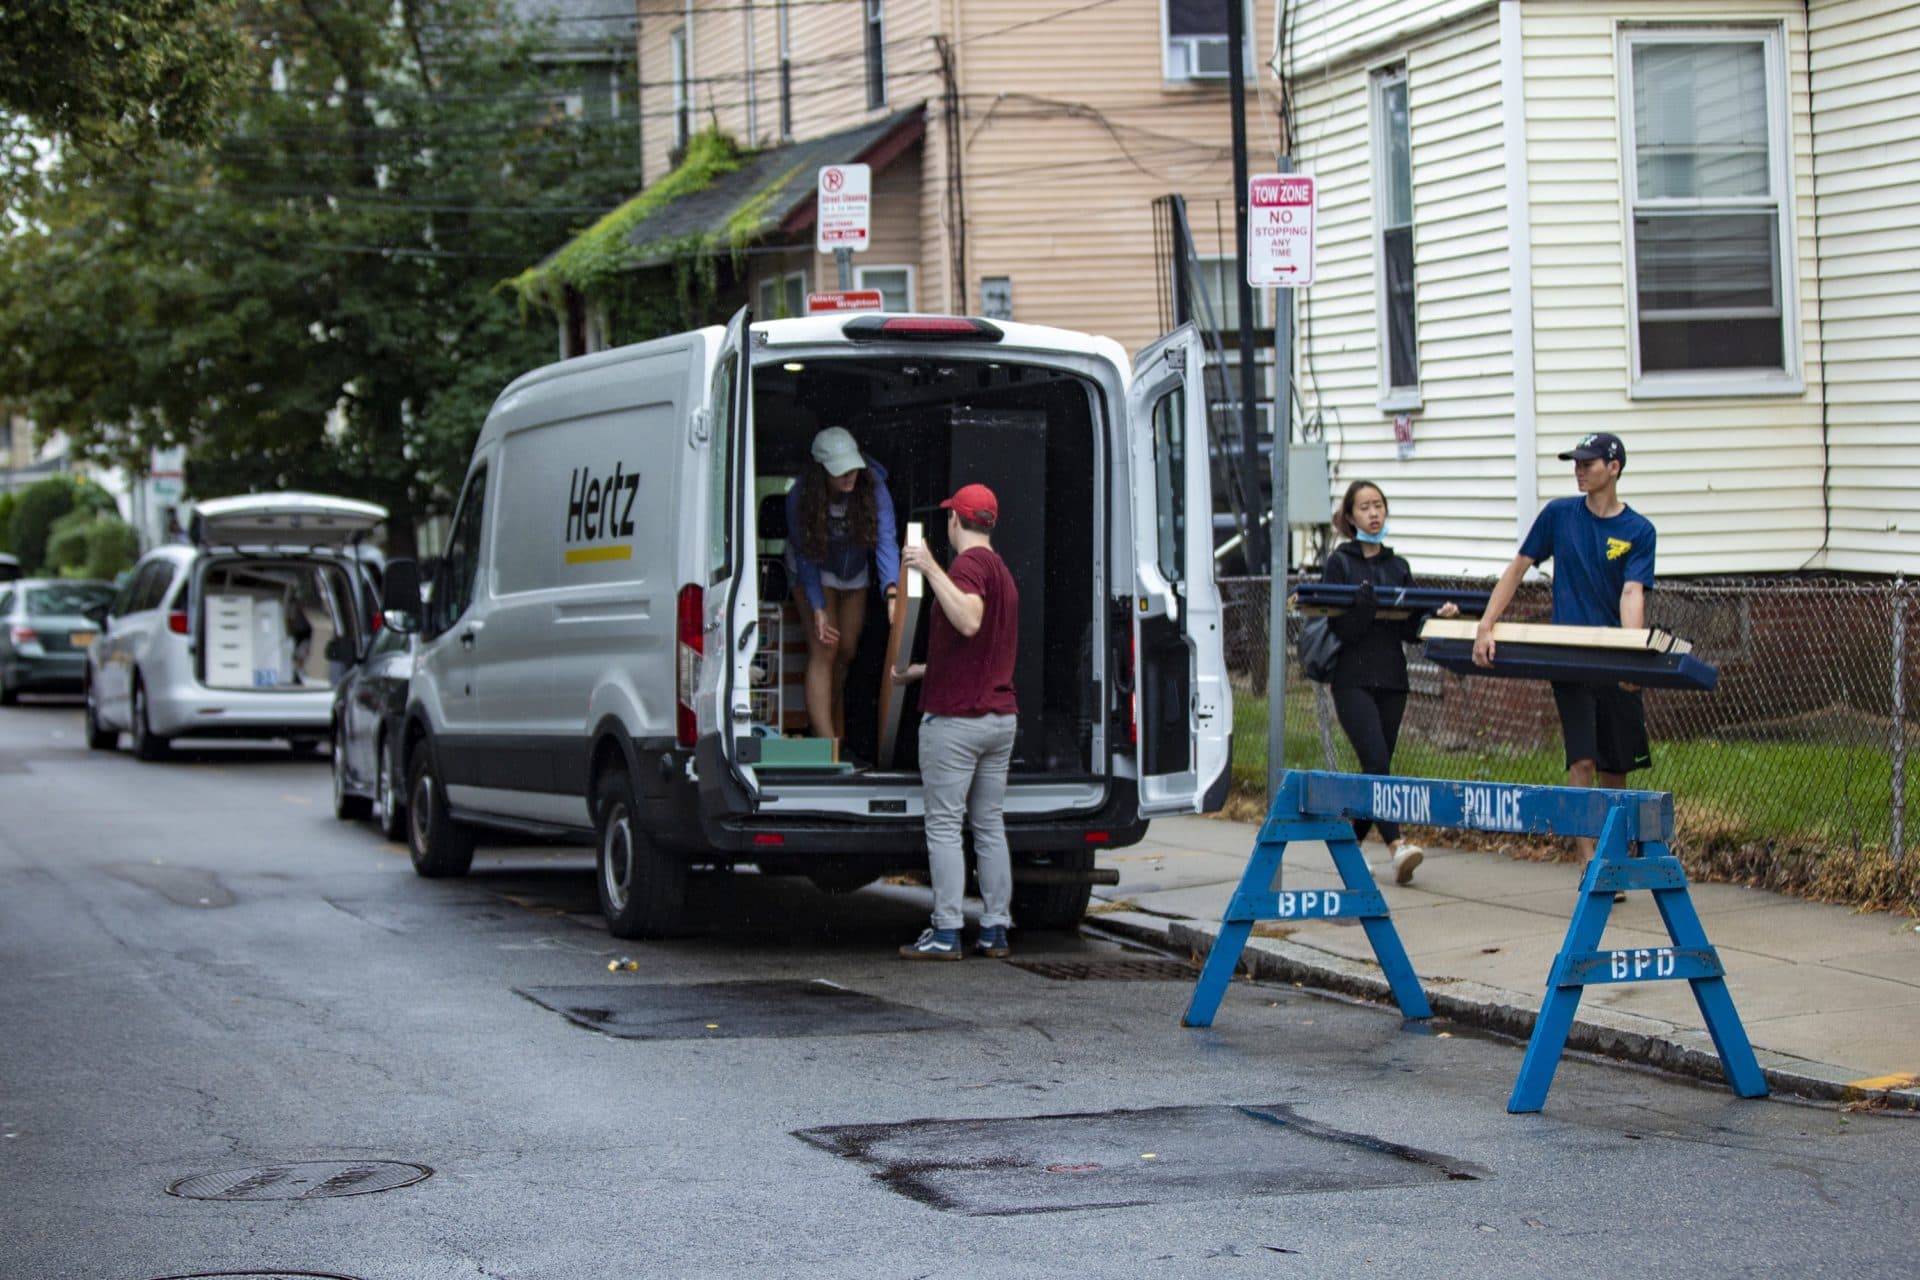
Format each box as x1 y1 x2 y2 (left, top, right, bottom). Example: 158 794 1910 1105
0 672 16 706
595 768 685 939
1011 849 1095 931
131 679 170 761
84 680 116 750
407 741 474 878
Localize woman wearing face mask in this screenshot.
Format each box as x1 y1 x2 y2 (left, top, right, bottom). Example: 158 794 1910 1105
786 426 900 741
1321 480 1457 884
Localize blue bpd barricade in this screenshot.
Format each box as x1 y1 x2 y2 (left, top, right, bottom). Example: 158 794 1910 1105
1181 771 1770 1113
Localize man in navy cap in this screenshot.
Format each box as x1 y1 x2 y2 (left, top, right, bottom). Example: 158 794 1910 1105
891 483 1021 960
1474 433 1657 861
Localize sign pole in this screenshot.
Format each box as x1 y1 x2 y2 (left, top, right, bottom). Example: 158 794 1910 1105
1267 155 1295 800
835 247 852 290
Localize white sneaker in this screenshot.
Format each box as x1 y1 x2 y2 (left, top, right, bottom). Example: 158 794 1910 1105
1390 843 1424 885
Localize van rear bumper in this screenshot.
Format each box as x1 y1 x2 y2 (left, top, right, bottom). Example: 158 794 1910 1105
644 736 1148 855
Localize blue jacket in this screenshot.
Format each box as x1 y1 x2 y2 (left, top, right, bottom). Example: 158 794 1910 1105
785 455 899 612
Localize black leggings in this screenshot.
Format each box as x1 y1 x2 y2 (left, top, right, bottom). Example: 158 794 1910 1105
1332 686 1409 843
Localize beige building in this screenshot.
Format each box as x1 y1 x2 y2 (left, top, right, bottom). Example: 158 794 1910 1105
521 0 1289 358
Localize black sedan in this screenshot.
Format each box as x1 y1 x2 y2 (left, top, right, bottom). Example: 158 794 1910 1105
0 579 114 703
331 622 414 839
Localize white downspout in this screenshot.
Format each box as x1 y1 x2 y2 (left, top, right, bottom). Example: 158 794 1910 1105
1500 0 1538 544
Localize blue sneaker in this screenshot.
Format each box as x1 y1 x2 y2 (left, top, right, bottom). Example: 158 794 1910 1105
973 926 1010 958
899 927 962 960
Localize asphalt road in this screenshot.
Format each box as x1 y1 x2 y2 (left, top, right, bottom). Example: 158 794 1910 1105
2 698 1916 1280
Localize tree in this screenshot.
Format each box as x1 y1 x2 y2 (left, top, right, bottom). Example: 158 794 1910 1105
0 0 645 551
46 509 140 579
0 2 247 170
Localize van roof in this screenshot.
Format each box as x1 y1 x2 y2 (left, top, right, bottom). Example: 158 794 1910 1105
752 314 1130 371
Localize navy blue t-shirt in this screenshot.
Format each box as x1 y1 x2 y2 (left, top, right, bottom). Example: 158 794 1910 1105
1518 496 1656 626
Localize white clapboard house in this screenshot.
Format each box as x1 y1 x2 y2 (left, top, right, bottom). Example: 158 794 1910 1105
1278 0 1918 577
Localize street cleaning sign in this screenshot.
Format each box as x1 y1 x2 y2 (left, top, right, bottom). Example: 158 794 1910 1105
816 163 871 253
1248 172 1316 287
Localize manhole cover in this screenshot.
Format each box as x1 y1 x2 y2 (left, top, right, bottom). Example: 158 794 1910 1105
518 980 962 1040
795 1103 1486 1216
1007 958 1197 982
167 1161 432 1201
148 1273 367 1279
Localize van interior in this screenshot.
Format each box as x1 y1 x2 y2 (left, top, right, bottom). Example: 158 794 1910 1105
751 353 1108 782
195 558 361 691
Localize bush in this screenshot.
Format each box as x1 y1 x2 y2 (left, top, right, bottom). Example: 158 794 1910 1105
45 510 139 580
7 474 117 573
0 490 15 553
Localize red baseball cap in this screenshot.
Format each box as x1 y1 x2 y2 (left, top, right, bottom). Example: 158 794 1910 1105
939 482 998 529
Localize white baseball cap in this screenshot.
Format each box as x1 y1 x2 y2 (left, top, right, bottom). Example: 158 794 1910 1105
810 426 866 476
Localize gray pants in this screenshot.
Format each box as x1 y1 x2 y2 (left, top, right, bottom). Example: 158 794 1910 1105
919 712 1017 931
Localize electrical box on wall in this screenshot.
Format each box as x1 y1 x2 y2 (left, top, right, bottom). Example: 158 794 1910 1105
1288 443 1331 525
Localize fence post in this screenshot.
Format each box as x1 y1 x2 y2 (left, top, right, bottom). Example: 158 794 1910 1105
1893 575 1907 864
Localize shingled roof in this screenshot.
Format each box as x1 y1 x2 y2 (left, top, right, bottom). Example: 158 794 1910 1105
614 106 925 266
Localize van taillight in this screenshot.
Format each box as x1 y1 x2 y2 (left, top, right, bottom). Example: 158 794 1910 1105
1126 630 1138 746
841 315 1003 342
676 584 703 748
167 611 189 636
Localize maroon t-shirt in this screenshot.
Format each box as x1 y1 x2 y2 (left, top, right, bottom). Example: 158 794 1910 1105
921 546 1019 717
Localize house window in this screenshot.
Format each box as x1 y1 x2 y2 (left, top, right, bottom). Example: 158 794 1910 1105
1195 254 1265 332
865 0 887 110
778 0 793 140
757 270 809 318
1163 0 1251 82
1371 65 1418 404
857 265 913 312
669 27 690 150
1622 27 1796 391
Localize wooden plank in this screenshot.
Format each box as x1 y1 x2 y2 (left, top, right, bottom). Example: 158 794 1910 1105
1419 617 1691 654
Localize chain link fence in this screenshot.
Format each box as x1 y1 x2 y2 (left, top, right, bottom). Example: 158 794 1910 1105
1221 573 1918 904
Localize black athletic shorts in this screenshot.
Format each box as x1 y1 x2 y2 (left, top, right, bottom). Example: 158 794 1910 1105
1550 681 1652 775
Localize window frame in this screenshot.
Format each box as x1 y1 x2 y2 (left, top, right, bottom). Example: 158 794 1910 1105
1369 62 1421 413
777 0 793 140
669 26 691 150
1160 0 1256 84
864 0 887 110
1618 22 1803 399
435 463 490 634
855 263 915 312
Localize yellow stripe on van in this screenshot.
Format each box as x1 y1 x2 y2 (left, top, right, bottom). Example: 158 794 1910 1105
565 544 634 565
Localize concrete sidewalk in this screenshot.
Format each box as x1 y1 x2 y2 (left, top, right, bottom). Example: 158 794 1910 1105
1092 815 1920 1106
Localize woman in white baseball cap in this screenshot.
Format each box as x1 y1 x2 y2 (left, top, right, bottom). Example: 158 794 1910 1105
784 426 900 741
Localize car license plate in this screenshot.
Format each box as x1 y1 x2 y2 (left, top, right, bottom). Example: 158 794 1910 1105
70 631 97 648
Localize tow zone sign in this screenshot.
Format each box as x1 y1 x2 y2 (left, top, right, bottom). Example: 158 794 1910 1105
1248 173 1316 287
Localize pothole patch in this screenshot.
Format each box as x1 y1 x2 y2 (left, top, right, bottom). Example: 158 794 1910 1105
795 1102 1487 1215
167 1160 432 1201
1007 958 1198 982
518 979 963 1039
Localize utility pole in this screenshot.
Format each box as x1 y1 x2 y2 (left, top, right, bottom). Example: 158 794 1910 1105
1225 0 1266 574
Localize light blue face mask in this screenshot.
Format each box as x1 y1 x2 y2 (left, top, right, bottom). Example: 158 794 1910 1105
1356 523 1388 545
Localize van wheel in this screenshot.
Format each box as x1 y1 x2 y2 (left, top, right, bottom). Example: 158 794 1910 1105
131 679 170 761
406 741 474 878
1011 849 1095 931
84 681 116 750
595 768 685 939
332 731 371 820
374 734 407 842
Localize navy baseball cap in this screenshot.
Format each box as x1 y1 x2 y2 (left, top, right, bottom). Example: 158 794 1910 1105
1559 432 1625 467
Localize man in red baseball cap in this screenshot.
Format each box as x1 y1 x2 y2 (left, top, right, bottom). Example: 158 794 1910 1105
893 482 1020 960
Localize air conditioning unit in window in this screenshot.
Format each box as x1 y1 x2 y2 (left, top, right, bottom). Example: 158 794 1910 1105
1169 35 1233 80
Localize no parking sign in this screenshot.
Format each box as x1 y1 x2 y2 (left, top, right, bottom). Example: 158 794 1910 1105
1247 173 1316 287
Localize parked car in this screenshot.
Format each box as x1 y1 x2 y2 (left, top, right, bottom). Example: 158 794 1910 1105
83 492 387 759
384 310 1229 938
331 587 417 840
0 578 115 702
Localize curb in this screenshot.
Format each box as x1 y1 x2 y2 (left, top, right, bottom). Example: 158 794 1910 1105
1089 909 1920 1112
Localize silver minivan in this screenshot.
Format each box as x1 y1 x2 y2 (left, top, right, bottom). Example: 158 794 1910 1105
85 493 387 758
385 312 1230 937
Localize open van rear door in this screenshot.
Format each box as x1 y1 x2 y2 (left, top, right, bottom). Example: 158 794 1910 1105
693 307 761 809
1127 325 1232 815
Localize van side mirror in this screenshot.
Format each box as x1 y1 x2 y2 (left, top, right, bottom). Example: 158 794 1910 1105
381 558 423 635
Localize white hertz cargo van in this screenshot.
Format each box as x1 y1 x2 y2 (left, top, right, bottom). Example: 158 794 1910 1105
384 311 1230 937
